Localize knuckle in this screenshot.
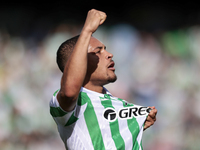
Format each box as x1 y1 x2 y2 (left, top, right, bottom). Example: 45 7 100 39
89 9 96 14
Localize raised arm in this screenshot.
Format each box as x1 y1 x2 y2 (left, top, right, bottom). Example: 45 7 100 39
57 9 107 112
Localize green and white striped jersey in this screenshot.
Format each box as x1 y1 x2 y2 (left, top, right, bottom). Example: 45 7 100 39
50 87 150 150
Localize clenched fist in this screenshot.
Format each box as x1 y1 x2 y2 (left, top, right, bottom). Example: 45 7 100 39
82 9 107 34
144 106 157 130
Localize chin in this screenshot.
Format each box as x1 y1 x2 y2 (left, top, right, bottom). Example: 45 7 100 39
108 75 117 83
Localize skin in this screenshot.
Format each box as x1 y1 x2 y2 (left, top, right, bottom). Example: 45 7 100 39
57 9 157 130
83 37 117 92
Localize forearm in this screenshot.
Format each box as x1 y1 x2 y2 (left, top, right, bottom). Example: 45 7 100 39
60 31 92 98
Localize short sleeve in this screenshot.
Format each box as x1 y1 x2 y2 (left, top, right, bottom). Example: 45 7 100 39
49 90 77 126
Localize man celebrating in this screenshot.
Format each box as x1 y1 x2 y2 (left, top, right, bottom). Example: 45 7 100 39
50 9 157 150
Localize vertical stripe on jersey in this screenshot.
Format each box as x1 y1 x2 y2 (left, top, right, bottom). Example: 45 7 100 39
136 116 145 150
127 115 140 150
78 92 105 150
100 95 125 150
118 98 141 150
140 140 143 150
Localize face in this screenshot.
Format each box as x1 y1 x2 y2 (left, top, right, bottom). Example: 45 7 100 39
86 37 117 86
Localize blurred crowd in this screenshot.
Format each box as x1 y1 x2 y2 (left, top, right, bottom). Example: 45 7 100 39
1 22 200 150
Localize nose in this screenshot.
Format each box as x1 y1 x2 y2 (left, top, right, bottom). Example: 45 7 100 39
106 51 113 59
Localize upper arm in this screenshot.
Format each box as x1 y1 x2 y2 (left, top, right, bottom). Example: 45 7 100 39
57 89 79 112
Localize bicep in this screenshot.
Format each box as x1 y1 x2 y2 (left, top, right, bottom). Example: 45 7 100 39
57 90 78 112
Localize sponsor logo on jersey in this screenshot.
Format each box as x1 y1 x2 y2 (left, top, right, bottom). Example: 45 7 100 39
103 106 151 122
103 108 117 122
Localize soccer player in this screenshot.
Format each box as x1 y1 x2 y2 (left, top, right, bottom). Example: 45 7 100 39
50 9 157 150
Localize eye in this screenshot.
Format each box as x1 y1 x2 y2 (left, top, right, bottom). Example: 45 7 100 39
95 50 100 54
95 48 101 54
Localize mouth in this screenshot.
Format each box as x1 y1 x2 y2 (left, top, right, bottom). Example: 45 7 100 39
108 61 115 71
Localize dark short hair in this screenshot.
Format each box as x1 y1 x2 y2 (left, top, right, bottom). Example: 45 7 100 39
56 35 80 72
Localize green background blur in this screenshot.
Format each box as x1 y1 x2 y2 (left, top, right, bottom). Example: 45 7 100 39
1 1 200 150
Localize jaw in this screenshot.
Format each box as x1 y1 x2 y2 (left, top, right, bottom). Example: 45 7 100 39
105 69 117 84
84 65 117 87
107 73 117 83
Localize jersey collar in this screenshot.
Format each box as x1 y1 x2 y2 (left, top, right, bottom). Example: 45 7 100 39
80 87 113 97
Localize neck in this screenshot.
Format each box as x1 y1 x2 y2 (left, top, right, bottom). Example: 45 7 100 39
83 82 106 94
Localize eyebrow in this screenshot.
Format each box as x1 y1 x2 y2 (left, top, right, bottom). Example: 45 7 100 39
93 46 106 51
